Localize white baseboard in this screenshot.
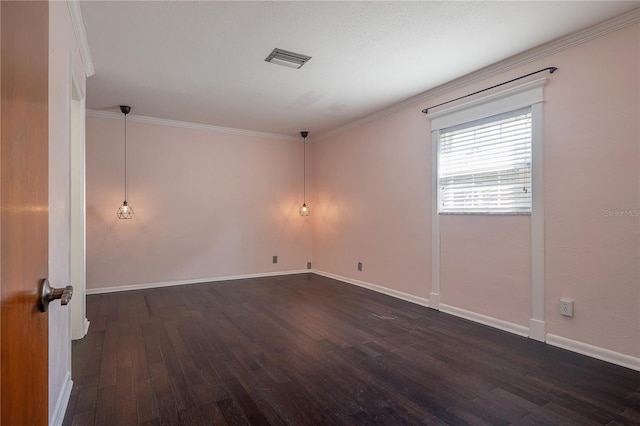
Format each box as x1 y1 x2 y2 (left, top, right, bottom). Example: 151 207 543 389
429 292 440 310
438 304 530 337
86 269 309 294
546 334 640 372
83 318 90 336
308 272 528 339
50 372 72 426
529 318 546 342
312 270 430 308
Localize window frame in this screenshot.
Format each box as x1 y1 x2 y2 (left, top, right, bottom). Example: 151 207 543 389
430 78 546 216
438 107 533 215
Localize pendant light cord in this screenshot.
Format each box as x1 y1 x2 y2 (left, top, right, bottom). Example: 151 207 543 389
124 112 128 201
303 135 306 204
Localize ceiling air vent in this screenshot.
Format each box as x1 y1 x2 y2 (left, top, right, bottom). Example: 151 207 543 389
265 48 311 69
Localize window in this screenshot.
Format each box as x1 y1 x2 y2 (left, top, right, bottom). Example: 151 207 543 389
438 107 532 214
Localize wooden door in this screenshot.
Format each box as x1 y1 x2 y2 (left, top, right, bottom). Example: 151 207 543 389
0 1 50 424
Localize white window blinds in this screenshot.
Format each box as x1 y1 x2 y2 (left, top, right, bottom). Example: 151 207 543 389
438 107 532 214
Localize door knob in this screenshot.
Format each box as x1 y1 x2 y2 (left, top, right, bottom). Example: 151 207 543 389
39 278 73 312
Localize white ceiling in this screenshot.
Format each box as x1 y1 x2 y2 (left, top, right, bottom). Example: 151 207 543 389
81 1 638 138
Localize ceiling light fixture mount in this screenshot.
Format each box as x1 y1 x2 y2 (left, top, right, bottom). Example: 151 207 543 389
299 131 310 216
265 48 311 69
117 105 134 219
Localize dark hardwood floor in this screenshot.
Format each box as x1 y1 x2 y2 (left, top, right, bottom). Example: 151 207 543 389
63 273 640 425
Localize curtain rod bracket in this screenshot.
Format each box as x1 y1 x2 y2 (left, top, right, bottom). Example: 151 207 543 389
421 66 558 114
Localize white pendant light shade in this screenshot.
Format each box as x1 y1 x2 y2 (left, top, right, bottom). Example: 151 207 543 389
299 131 309 216
117 105 134 219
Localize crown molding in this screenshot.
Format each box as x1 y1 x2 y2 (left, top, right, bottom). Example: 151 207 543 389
316 8 640 141
67 0 95 77
86 109 299 141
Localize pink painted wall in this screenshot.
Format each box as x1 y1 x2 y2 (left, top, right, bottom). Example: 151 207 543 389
543 24 639 353
440 216 531 326
86 118 312 290
313 24 639 357
49 1 87 422
312 107 432 297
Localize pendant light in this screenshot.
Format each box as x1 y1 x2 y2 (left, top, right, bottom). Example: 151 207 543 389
116 105 134 219
299 131 310 216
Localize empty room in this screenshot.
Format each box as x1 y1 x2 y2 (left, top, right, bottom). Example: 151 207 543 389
0 1 638 425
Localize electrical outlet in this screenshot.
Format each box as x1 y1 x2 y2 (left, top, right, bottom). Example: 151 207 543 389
272 255 278 264
357 262 363 272
307 262 312 270
560 298 574 317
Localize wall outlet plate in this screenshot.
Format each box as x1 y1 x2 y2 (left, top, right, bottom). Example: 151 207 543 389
272 255 277 264
357 262 363 272
560 298 574 317
307 262 312 270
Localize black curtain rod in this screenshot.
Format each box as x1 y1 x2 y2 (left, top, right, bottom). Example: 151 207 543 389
421 67 557 114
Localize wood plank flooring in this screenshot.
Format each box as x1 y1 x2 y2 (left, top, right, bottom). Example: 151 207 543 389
63 273 640 425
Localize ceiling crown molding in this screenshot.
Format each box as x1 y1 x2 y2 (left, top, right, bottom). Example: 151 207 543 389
67 0 95 76
316 8 640 141
86 110 299 141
